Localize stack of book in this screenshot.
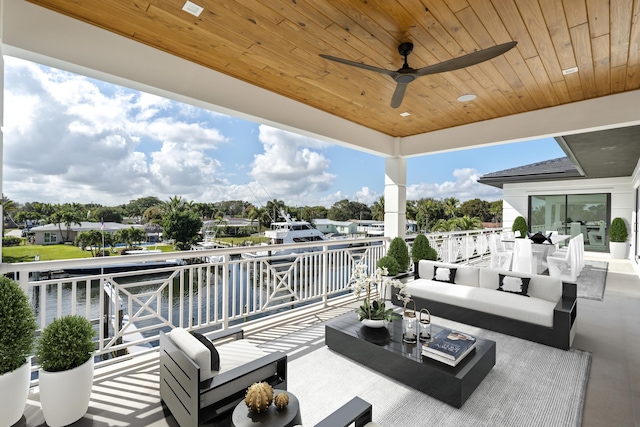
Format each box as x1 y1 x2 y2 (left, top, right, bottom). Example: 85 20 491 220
421 329 476 366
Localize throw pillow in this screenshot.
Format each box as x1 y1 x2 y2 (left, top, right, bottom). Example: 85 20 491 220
497 274 530 296
433 266 457 283
192 332 220 372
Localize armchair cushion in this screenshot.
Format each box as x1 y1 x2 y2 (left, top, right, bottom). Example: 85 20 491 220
170 328 216 382
193 332 220 372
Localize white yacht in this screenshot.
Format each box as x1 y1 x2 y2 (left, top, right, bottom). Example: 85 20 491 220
242 212 334 260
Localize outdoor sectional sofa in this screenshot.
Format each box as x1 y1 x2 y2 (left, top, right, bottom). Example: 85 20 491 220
391 260 577 350
159 327 287 426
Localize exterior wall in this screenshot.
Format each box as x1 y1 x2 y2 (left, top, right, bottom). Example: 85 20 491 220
503 177 634 258
34 230 79 245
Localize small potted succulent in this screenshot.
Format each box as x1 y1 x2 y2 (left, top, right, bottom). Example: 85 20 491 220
410 234 437 278
609 217 629 259
35 315 96 427
0 277 38 426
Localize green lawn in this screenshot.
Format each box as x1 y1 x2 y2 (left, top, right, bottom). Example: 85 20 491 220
2 243 175 263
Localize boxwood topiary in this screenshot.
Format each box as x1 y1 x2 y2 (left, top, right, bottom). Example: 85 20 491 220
387 237 410 273
411 234 437 263
609 218 628 243
0 277 38 375
376 255 400 276
35 315 96 372
512 216 528 238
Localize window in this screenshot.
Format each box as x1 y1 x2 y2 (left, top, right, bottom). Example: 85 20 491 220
44 232 57 244
529 193 610 252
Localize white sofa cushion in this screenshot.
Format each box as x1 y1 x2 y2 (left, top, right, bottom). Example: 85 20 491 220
478 268 562 303
407 278 555 327
419 261 479 287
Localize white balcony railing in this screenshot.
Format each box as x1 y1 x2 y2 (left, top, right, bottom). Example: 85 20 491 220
0 228 505 379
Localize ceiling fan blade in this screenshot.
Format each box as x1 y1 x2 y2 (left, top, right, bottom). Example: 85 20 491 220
319 54 397 78
415 41 517 77
390 82 409 108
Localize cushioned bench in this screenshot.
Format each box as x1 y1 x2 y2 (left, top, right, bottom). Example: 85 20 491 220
391 260 577 350
159 327 287 426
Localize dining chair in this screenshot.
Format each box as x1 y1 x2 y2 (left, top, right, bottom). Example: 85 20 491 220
511 238 538 274
587 222 606 246
489 234 512 270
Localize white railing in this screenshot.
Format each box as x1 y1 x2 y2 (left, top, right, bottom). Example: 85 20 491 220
0 227 507 376
0 238 386 367
409 227 506 263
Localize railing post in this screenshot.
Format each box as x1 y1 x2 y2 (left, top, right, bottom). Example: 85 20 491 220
222 253 230 329
322 245 329 307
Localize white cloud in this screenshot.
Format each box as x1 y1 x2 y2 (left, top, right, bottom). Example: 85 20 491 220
249 126 336 205
407 168 502 202
3 57 230 204
354 187 380 205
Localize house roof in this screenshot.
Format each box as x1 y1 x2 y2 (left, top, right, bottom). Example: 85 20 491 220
31 222 144 233
314 219 355 227
477 157 583 189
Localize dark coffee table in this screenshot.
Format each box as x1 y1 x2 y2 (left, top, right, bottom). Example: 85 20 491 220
325 313 496 408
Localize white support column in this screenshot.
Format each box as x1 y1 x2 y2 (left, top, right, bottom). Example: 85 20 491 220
0 49 4 258
384 156 406 240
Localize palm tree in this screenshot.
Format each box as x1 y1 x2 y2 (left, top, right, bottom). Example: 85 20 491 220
265 199 285 224
49 208 84 243
371 196 385 221
443 197 460 220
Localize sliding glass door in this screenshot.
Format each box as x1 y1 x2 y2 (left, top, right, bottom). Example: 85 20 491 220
529 193 610 252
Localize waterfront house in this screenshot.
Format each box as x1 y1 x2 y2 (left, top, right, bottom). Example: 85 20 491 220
313 218 358 235
30 221 144 245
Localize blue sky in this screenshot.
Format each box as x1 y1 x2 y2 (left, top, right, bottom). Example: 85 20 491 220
3 56 565 207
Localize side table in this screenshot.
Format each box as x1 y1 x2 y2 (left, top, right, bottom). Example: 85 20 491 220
231 389 302 427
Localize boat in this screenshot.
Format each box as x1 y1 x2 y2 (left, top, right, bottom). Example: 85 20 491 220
63 259 186 275
241 212 346 260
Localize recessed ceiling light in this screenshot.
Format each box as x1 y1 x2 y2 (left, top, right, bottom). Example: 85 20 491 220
457 94 476 102
182 1 203 17
400 112 410 117
601 146 617 151
562 67 579 75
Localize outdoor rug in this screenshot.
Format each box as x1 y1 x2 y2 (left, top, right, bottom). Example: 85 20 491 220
577 260 608 301
288 316 591 427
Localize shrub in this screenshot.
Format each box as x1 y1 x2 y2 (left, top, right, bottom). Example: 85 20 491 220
387 237 410 272
376 256 399 276
512 216 528 238
411 234 437 263
2 236 22 247
609 218 628 243
35 315 96 372
0 277 38 374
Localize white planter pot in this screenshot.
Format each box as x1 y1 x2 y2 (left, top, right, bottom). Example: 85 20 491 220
360 319 387 328
39 357 94 427
0 359 31 427
610 242 628 259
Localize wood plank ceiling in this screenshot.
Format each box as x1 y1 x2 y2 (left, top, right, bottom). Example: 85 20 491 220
26 0 640 138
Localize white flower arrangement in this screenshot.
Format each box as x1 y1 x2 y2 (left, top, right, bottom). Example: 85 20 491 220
349 264 411 321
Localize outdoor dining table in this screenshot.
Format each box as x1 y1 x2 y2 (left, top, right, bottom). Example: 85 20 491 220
502 234 570 273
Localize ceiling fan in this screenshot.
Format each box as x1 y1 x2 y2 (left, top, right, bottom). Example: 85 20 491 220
320 41 517 109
